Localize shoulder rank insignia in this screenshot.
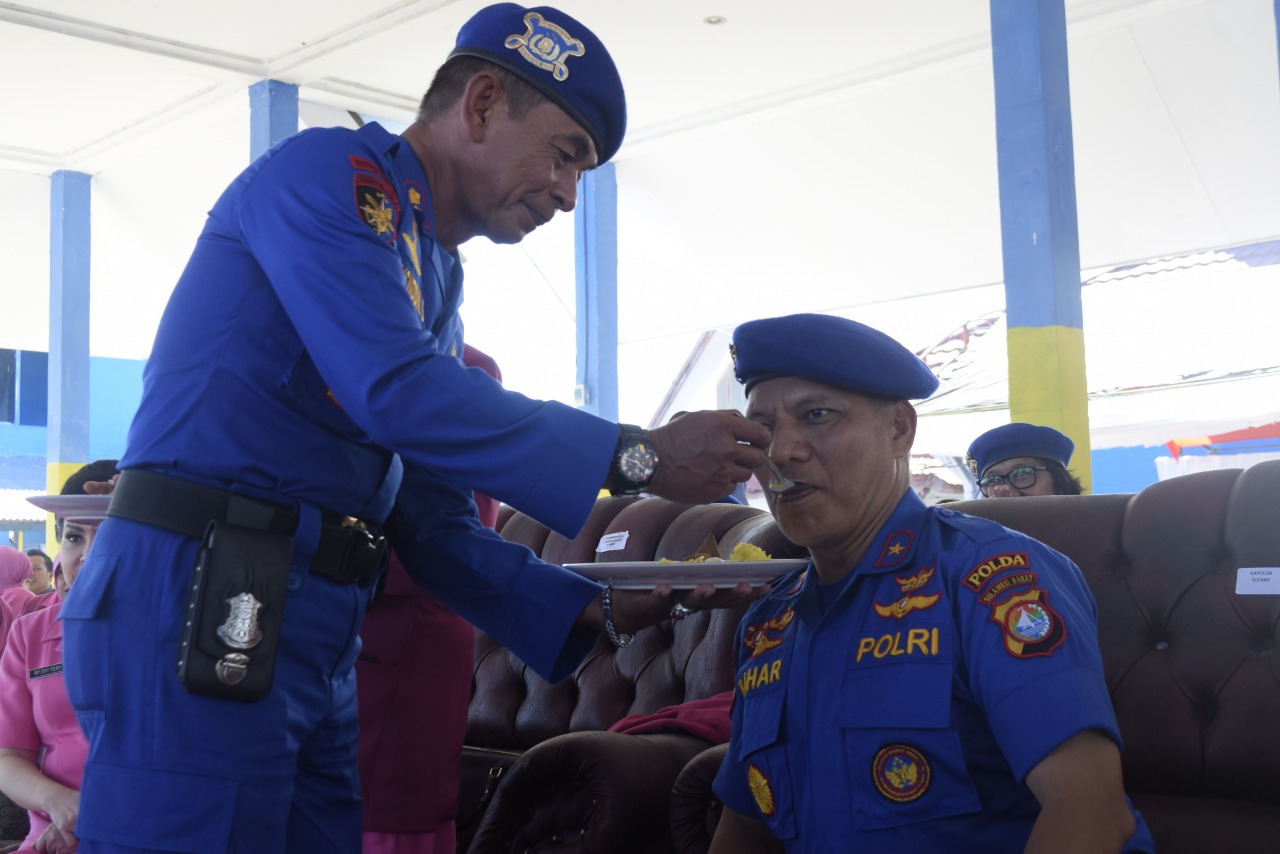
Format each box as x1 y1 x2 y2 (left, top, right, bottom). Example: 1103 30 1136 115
874 530 914 567
505 12 585 81
743 607 794 658
873 744 931 802
989 587 1066 657
747 763 776 816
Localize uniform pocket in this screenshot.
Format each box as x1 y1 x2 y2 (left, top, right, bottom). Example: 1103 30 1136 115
78 762 237 852
734 681 797 841
59 552 119 716
838 657 982 829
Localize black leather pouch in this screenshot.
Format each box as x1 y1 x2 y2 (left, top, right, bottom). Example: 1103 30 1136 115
176 520 292 702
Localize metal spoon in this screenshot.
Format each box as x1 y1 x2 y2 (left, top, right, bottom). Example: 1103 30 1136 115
764 458 800 493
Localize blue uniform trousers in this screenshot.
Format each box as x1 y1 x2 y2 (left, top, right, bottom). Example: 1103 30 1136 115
63 517 374 852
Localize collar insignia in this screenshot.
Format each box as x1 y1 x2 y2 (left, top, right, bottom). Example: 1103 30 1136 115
874 530 914 567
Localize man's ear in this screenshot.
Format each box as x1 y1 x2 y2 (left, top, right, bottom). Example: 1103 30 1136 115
889 400 918 457
461 71 504 142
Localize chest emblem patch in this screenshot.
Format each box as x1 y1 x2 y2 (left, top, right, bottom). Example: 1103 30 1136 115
872 744 931 802
873 592 941 620
747 763 776 816
895 565 934 593
874 564 940 619
743 607 794 658
989 587 1066 657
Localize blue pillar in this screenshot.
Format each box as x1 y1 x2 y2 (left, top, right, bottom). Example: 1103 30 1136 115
1275 0 1280 91
989 0 1092 490
574 163 619 420
47 170 92 509
249 80 299 160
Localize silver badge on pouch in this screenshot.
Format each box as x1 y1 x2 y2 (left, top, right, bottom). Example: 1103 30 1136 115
177 521 291 702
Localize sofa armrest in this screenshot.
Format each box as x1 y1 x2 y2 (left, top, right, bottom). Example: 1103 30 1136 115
465 730 713 854
670 744 785 854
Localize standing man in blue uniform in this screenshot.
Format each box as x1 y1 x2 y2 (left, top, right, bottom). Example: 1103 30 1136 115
60 5 770 852
710 314 1155 853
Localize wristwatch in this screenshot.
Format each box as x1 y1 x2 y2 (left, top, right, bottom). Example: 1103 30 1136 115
610 424 659 495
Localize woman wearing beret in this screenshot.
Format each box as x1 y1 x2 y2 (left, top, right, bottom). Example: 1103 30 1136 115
967 423 1085 497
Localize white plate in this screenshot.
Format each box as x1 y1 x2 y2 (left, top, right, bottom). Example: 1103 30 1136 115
26 494 113 523
563 559 808 590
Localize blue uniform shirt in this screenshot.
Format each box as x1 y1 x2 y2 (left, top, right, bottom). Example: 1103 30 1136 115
713 490 1155 852
123 122 614 534
114 122 616 679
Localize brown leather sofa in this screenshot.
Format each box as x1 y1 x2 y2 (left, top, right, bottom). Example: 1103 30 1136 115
463 461 1280 853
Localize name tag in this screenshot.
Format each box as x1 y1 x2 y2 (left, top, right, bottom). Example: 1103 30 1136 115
1236 567 1280 595
596 531 629 553
29 664 63 680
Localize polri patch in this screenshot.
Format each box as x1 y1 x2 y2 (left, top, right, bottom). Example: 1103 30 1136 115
964 551 1030 592
989 587 1066 657
872 744 931 802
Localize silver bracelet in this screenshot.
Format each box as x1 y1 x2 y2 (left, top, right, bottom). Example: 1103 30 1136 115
600 584 635 648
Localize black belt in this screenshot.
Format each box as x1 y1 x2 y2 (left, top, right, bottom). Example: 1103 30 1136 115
108 469 387 586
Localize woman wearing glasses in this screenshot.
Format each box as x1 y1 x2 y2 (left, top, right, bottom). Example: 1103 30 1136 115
966 423 1084 497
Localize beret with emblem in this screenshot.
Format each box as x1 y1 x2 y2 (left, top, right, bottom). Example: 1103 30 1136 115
449 3 627 164
966 423 1074 476
732 313 939 400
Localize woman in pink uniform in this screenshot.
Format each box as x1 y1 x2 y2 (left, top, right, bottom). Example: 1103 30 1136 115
0 461 116 853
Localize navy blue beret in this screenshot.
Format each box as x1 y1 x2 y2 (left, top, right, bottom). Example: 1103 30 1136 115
731 313 939 400
449 3 627 164
966 423 1074 476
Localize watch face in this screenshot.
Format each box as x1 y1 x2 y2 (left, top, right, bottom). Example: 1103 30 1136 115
619 442 658 482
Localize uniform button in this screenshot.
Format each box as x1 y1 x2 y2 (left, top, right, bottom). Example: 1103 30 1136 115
287 572 303 592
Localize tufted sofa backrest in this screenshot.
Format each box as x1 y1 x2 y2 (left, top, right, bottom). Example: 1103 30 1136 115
467 497 805 751
950 460 1280 853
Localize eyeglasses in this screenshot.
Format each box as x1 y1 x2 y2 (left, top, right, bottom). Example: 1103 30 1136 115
977 465 1051 496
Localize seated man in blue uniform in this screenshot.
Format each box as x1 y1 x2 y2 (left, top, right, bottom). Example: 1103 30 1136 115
710 314 1155 853
969 422 1086 497
61 5 771 853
